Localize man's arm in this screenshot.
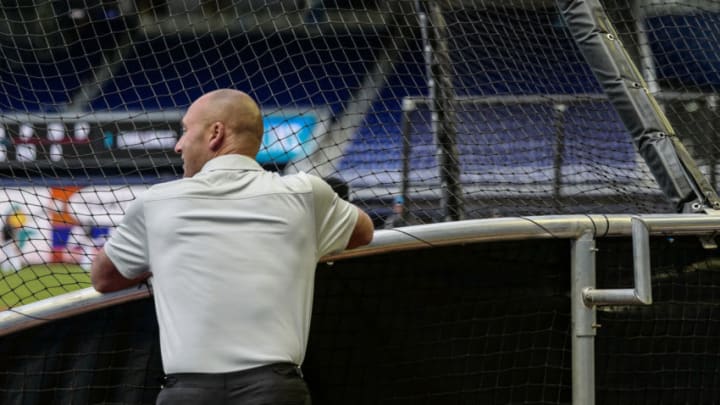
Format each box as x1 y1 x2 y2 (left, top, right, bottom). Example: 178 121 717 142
346 207 374 249
91 247 150 293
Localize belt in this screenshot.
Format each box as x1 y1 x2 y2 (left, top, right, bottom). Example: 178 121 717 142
162 363 304 388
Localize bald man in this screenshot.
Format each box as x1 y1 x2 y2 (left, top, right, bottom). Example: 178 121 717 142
91 89 374 405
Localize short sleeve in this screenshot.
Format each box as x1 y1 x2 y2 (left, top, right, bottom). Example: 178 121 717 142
309 175 359 258
104 193 150 279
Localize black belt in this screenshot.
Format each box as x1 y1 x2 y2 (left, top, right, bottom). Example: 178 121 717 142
162 363 304 389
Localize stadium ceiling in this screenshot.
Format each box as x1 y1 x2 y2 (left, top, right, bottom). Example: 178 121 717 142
137 1 561 37
136 0 720 37
138 8 393 36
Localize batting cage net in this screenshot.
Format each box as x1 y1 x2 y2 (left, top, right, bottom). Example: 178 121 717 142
1 0 720 403
2 235 720 404
2 1 719 304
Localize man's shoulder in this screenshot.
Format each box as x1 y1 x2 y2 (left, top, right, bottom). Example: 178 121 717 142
142 178 193 201
275 171 317 192
148 178 185 191
141 172 328 200
286 173 343 202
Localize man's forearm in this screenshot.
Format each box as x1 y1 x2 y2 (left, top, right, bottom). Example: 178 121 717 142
90 248 150 293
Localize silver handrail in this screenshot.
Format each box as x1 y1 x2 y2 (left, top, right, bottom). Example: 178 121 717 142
583 217 653 306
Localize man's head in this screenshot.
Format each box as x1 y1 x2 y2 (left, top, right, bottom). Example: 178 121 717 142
175 89 264 177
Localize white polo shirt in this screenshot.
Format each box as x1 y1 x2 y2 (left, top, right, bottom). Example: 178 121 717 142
104 154 358 374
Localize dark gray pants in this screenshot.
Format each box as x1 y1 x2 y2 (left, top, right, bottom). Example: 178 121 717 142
156 363 311 405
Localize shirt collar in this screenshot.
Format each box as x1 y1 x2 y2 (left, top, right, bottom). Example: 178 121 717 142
200 154 264 173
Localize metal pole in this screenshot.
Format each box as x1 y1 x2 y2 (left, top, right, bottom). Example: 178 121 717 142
553 103 567 204
415 0 433 124
631 217 653 304
633 3 660 96
571 230 597 405
582 216 653 306
708 94 718 188
422 0 463 221
401 98 415 222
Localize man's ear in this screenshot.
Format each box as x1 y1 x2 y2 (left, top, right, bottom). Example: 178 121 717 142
208 121 225 151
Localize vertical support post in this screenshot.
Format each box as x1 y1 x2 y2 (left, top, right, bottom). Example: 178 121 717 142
571 230 597 405
401 99 414 222
631 217 653 304
708 94 718 188
632 3 660 96
422 0 464 221
553 103 567 205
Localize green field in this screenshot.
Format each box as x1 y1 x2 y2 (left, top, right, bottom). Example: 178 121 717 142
0 264 91 310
